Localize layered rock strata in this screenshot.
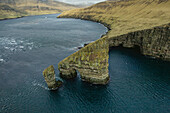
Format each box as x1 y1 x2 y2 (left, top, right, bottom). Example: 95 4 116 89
58 38 110 84
108 24 170 60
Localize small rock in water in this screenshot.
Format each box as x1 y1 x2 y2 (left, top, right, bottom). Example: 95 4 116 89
84 43 89 47
77 46 83 49
43 65 62 90
77 43 89 49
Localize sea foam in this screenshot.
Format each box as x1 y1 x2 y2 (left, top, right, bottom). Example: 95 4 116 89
0 59 4 62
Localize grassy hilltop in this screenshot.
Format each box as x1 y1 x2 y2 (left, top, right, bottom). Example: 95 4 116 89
0 0 77 20
58 0 170 38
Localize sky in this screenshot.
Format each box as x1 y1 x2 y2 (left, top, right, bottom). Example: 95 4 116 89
57 0 106 5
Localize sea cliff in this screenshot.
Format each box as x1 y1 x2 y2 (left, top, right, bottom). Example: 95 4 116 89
57 0 170 84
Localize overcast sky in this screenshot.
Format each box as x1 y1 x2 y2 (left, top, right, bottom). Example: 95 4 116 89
57 0 106 5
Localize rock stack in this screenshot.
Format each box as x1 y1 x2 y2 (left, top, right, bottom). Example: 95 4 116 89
43 65 62 90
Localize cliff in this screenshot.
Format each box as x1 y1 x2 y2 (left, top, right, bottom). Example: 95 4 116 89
56 0 170 84
0 0 77 20
108 24 170 60
58 37 110 84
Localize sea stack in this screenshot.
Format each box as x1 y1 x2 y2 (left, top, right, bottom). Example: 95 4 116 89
43 65 62 90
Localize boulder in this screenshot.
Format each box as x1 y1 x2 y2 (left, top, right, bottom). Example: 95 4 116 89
77 46 83 49
84 43 89 47
77 43 89 49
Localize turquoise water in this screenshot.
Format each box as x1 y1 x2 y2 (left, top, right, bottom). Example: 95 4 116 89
0 14 169 113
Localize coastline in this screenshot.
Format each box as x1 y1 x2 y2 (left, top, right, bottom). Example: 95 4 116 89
0 16 25 21
57 16 110 41
57 16 111 30
0 12 61 21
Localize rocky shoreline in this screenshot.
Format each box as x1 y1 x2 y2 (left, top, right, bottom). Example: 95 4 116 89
0 13 58 21
0 16 24 21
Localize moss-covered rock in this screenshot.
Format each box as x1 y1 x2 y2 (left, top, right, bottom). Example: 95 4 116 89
58 37 110 85
43 65 62 90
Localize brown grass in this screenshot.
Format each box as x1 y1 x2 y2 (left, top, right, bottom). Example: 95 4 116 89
58 0 170 38
0 1 77 20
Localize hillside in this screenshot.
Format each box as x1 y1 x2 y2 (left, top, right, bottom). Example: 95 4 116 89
0 0 77 20
58 0 170 38
56 0 170 85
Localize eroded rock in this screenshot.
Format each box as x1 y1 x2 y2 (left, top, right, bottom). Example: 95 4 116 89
43 65 62 90
58 38 110 85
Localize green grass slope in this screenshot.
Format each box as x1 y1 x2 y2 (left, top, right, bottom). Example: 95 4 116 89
0 0 77 20
58 0 170 38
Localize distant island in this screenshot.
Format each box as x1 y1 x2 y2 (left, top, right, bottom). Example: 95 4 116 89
0 0 77 20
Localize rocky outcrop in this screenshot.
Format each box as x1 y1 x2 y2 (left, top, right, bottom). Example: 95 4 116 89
58 38 110 85
108 24 170 60
43 65 62 90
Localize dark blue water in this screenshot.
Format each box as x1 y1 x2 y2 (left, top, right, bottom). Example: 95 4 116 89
0 14 169 113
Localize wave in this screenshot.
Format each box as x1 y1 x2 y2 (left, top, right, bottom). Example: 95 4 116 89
55 77 63 82
80 41 94 46
0 37 36 53
32 80 49 90
0 58 5 62
31 76 63 91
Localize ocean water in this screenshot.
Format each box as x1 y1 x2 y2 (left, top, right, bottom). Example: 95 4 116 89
0 14 169 113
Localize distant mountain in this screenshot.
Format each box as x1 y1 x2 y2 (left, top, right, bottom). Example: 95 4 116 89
0 0 78 20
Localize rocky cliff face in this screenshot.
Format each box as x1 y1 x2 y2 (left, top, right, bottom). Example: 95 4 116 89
58 38 110 84
109 24 170 60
